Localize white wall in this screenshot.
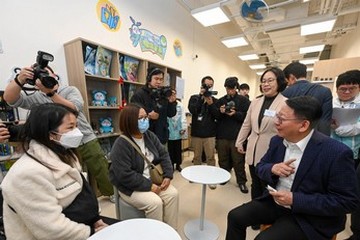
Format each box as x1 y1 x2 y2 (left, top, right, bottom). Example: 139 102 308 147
0 0 256 111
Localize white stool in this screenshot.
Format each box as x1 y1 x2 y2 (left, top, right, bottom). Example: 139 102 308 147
113 186 145 220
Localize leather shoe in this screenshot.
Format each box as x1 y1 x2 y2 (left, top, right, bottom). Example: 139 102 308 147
175 165 182 172
239 184 249 193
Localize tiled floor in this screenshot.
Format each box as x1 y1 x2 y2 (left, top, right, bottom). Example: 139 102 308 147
99 151 352 240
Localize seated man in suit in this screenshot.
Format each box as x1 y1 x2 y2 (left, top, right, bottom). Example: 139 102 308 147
226 96 359 240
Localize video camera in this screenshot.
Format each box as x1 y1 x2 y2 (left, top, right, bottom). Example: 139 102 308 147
26 51 58 89
201 83 218 97
151 86 173 101
225 100 235 113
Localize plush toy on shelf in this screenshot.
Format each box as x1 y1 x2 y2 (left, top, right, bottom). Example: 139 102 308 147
99 117 114 134
92 90 108 106
107 96 117 107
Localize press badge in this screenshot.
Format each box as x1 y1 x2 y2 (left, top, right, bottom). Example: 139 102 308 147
264 109 276 117
197 115 203 121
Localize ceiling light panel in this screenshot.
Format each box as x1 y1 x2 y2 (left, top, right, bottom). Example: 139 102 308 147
299 44 325 54
300 19 336 36
222 36 248 48
249 64 267 69
238 54 259 60
191 3 230 27
299 58 318 65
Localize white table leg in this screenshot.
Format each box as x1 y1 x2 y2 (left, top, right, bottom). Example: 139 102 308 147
200 184 206 230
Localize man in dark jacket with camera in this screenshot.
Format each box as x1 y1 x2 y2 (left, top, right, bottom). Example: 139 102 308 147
216 77 250 193
188 76 219 188
131 67 176 144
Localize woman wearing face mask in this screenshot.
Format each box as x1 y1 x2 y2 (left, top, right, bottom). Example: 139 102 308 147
109 103 179 229
1 103 116 240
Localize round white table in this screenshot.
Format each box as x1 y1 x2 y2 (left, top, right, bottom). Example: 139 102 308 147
87 218 181 240
181 165 231 240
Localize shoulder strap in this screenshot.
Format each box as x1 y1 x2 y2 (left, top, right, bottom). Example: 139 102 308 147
120 135 154 167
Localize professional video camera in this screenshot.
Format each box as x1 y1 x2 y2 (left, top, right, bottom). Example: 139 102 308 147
225 100 235 113
202 83 218 97
26 51 58 89
151 86 173 101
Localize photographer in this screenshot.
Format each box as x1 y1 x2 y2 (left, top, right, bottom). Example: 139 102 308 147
188 76 219 188
3 58 114 199
216 77 250 193
130 67 176 144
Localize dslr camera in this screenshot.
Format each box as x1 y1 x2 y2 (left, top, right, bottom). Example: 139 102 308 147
2 122 22 142
201 83 218 97
26 51 58 89
225 100 235 113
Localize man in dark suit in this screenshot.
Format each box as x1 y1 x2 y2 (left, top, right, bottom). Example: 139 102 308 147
226 96 359 240
282 62 333 136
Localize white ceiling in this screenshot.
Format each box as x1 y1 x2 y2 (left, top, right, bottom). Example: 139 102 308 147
177 0 360 70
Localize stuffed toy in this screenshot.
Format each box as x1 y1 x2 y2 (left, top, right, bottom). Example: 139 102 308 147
99 117 114 134
92 90 108 106
107 96 117 107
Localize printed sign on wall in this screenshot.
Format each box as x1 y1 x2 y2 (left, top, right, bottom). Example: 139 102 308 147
96 0 121 32
129 17 167 60
173 39 182 57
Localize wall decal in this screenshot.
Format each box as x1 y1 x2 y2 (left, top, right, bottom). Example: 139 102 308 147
96 0 121 32
129 16 167 60
173 39 182 57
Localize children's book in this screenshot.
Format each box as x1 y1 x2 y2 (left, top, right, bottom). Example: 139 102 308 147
95 46 112 77
84 45 97 75
119 55 140 82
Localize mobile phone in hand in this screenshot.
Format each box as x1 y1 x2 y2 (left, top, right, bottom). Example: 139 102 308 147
266 185 277 192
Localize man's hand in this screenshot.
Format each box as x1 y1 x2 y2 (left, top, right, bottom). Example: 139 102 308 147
35 79 59 95
269 190 293 207
226 109 236 116
331 119 339 129
16 67 34 85
271 159 296 177
204 96 213 105
151 184 161 194
148 111 159 120
237 146 245 154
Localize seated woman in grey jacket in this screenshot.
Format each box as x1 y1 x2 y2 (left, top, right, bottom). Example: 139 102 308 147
2 103 115 240
109 103 179 230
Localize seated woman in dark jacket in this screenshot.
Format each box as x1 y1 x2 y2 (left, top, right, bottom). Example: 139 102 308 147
109 103 179 229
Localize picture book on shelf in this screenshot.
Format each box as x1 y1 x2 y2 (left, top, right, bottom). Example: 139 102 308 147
84 45 97 75
95 46 112 77
119 55 140 82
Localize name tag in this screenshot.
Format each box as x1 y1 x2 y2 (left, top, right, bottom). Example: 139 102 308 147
264 109 276 117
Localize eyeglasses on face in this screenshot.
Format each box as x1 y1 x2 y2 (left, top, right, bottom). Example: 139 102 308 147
275 114 304 124
337 86 358 93
261 78 276 85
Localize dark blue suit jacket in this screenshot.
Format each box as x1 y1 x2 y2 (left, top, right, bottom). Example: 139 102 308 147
256 131 359 240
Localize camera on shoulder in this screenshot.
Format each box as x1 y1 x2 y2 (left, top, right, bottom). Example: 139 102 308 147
201 83 218 97
26 51 58 89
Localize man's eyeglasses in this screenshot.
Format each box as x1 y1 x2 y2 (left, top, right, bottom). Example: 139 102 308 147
261 78 276 85
153 77 164 82
337 86 358 93
275 114 304 124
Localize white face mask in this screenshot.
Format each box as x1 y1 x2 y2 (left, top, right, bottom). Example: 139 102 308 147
53 128 84 149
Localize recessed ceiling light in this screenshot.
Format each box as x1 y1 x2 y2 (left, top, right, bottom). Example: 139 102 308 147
249 64 267 69
299 44 325 54
301 19 336 36
256 71 264 76
299 59 318 65
238 54 259 60
191 3 230 27
307 67 314 72
222 36 248 48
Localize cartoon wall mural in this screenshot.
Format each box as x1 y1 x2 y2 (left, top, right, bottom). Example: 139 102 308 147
173 39 182 57
96 0 121 32
129 16 167 60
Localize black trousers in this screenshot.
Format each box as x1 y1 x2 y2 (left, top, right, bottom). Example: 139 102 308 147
168 139 182 166
226 198 308 240
350 158 360 237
